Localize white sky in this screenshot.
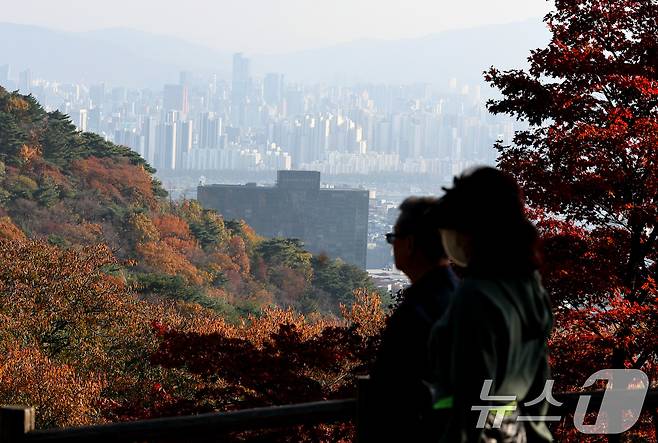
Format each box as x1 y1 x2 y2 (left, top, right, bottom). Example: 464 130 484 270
4 0 553 53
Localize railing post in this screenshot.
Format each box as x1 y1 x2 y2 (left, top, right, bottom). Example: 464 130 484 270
356 375 371 443
0 406 35 442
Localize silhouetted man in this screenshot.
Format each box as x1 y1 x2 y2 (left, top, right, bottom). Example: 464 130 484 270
368 196 458 442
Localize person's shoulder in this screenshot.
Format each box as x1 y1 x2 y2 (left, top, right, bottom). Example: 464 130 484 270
458 274 530 301
383 295 418 328
453 277 494 303
451 277 504 319
429 265 460 287
390 294 441 331
415 266 459 304
462 272 545 305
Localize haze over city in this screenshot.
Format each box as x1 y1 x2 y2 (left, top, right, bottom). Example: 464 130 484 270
5 0 552 53
0 1 557 270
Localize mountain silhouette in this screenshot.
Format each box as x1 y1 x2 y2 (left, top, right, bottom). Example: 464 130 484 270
0 20 549 89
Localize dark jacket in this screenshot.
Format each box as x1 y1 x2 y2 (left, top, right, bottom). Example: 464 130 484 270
368 265 458 442
428 270 554 443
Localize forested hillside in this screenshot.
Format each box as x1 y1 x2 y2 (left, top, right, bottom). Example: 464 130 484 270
0 86 375 319
0 87 381 440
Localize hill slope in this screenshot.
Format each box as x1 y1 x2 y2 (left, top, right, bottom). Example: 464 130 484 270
0 87 374 318
0 89 382 435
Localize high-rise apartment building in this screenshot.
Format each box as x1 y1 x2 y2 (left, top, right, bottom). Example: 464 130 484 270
163 84 189 115
89 83 105 109
177 119 193 167
199 112 223 149
231 53 251 126
263 73 284 107
88 108 102 133
284 87 304 117
231 53 250 102
0 65 10 85
74 109 88 132
111 87 127 104
142 117 157 166
155 122 177 170
179 71 192 87
114 128 141 153
18 69 31 93
197 170 369 268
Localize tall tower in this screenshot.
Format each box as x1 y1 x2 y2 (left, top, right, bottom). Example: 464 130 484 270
142 117 157 165
231 53 251 126
177 119 193 169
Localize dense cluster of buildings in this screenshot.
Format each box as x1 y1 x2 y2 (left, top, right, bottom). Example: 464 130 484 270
1 58 522 269
1 55 519 181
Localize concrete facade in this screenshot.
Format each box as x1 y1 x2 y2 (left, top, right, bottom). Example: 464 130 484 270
198 170 369 268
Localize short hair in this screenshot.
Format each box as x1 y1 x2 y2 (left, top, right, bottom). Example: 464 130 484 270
396 196 446 262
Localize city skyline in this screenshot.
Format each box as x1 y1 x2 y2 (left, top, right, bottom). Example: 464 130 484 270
0 56 514 180
3 0 552 53
0 18 531 272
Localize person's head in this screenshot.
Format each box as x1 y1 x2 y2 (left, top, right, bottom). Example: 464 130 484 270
388 196 448 281
434 166 541 275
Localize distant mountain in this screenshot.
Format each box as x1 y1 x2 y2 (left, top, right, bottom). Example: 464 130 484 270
81 28 233 78
0 23 231 87
256 20 550 90
0 20 549 89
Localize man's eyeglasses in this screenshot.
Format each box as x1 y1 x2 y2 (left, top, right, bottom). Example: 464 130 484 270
385 232 403 244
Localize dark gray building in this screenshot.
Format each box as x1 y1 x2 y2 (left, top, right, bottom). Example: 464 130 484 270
198 171 369 269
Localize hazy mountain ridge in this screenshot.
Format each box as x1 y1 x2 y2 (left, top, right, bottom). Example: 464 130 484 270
0 20 548 88
0 23 185 87
81 27 233 77
255 19 550 87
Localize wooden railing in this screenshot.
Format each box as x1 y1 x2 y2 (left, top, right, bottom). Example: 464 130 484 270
0 378 656 442
0 400 357 442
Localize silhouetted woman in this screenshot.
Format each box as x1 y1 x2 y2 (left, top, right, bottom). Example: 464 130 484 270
428 167 553 442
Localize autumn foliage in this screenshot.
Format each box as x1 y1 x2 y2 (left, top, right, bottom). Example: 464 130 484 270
2 0 655 438
0 239 158 428
0 236 383 440
72 156 158 208
487 0 657 439
0 85 382 440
